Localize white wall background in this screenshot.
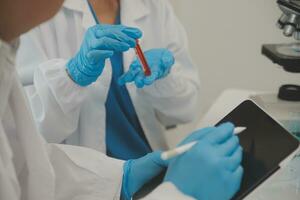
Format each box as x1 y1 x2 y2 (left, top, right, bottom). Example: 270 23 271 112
166 0 300 146
170 0 300 116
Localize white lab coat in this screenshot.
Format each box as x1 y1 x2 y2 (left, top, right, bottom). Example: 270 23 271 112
16 0 200 152
0 39 194 200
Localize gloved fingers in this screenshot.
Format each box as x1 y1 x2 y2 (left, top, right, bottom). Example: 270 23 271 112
228 166 244 195
161 66 171 78
130 59 141 69
118 67 141 85
121 27 143 39
134 72 145 88
161 51 174 77
86 49 114 65
217 135 240 157
75 50 110 76
91 37 130 52
206 122 235 145
223 146 243 172
81 50 112 76
161 50 175 68
143 71 159 85
177 127 216 146
95 29 136 47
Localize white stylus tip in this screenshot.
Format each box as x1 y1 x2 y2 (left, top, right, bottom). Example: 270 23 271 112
234 127 247 135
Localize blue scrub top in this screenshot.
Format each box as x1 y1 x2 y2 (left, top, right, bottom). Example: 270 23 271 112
88 3 152 160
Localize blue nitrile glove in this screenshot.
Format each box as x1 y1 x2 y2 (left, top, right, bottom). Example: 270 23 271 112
118 48 175 88
164 123 244 200
122 151 168 200
67 24 142 86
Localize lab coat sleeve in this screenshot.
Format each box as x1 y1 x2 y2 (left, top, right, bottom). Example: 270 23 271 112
142 182 195 200
16 27 88 143
48 144 124 200
49 144 194 200
32 59 88 143
138 0 201 125
3 37 123 200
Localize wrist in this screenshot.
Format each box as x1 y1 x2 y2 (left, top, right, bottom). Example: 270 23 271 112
65 68 76 83
122 160 133 200
66 58 97 87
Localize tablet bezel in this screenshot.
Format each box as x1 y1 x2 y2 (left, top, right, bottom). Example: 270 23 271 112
216 99 300 200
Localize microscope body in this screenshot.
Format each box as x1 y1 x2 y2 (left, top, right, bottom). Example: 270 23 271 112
277 0 300 39
262 0 300 102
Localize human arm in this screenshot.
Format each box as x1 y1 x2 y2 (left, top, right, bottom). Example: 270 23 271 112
16 23 142 143
121 123 243 200
16 26 84 143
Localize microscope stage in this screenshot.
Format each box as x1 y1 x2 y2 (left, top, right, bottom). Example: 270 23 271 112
262 44 300 73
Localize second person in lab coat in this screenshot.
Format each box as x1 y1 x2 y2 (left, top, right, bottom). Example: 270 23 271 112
17 0 200 159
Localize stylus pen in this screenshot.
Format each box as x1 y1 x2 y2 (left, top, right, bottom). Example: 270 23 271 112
161 127 247 160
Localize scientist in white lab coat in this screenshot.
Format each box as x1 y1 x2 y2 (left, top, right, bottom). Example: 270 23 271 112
16 0 200 159
0 0 243 199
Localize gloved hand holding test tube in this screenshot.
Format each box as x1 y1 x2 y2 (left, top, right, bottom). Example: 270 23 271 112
118 41 175 88
162 126 247 160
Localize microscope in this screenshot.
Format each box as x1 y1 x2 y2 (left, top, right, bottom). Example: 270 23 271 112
262 0 300 101
260 0 300 138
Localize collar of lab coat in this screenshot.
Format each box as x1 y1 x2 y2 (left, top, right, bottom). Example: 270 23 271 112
62 0 150 22
0 39 19 118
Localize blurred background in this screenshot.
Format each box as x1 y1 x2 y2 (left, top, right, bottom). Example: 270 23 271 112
166 0 300 146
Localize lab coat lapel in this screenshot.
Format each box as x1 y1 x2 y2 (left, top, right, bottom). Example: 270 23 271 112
63 0 86 12
121 0 150 73
0 41 17 118
81 1 97 30
63 0 96 31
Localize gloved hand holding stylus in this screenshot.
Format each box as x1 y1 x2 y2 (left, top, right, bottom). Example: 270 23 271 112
164 123 244 200
122 123 243 200
67 24 142 86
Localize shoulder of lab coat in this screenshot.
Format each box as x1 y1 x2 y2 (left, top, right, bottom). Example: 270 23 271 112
143 182 195 200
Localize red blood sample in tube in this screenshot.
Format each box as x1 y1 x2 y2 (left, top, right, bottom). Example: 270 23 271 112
135 39 151 76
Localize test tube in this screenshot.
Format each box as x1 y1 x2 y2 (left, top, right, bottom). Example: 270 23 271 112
135 39 151 76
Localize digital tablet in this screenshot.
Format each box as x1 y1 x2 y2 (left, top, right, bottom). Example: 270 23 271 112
216 100 299 200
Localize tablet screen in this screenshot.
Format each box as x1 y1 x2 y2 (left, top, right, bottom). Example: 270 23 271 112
216 100 299 200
